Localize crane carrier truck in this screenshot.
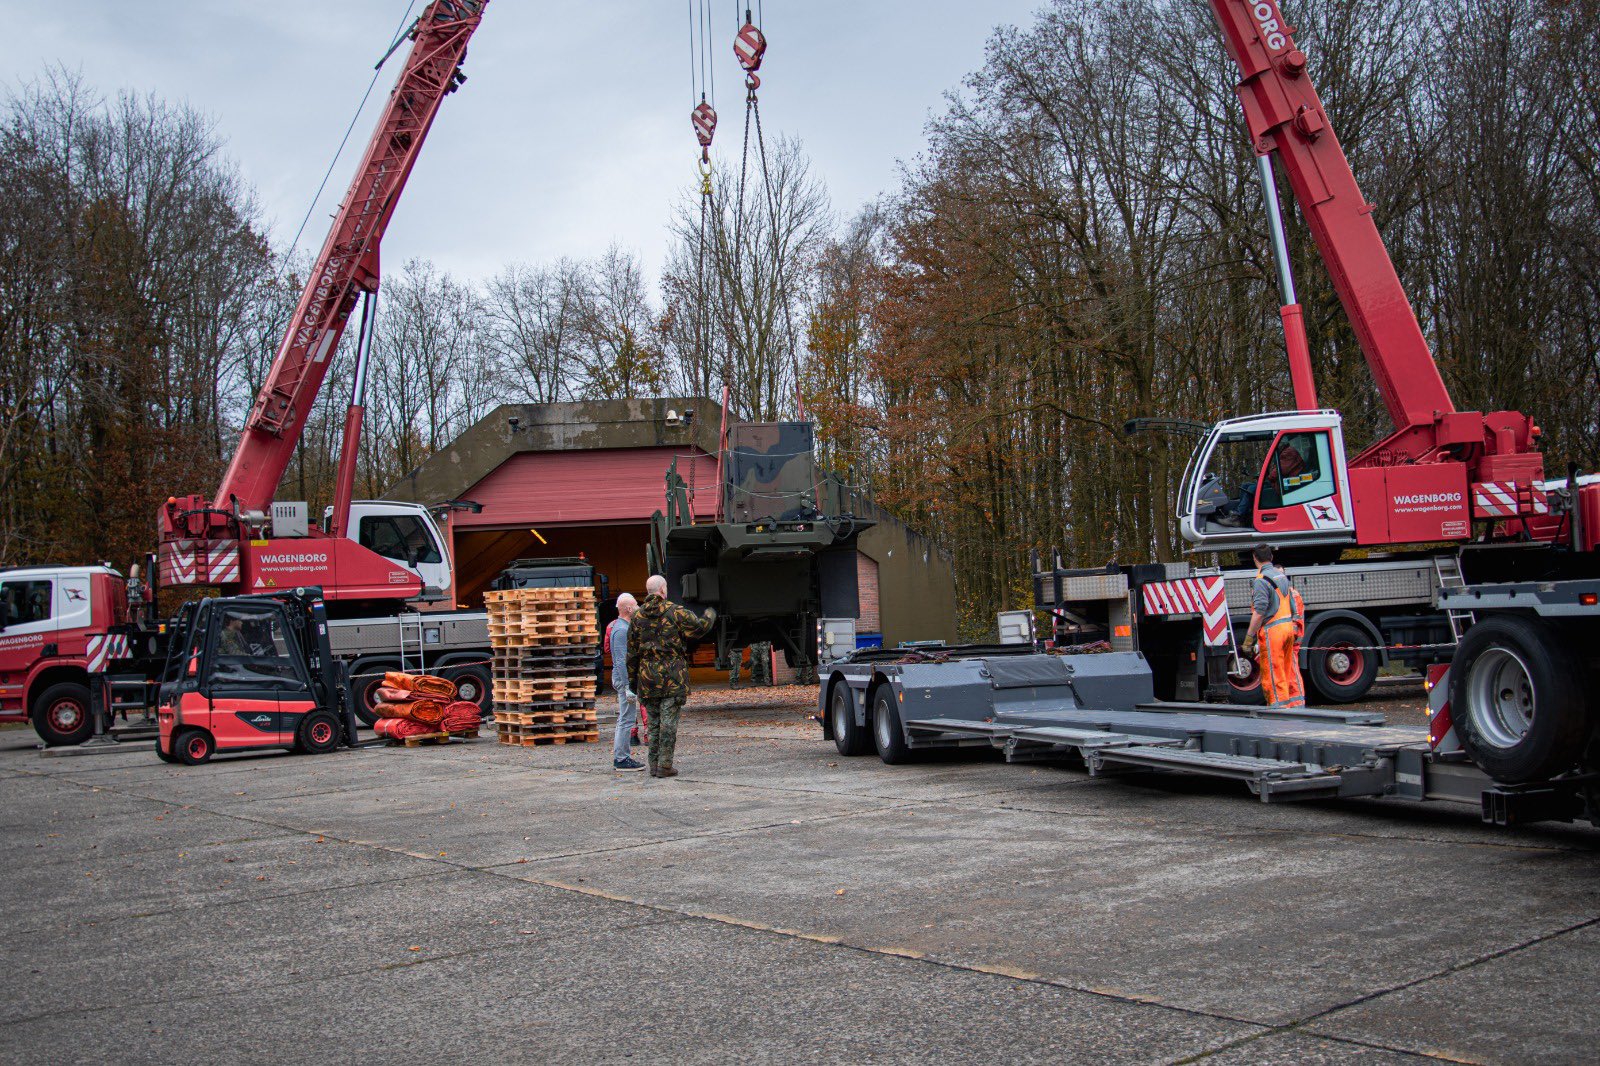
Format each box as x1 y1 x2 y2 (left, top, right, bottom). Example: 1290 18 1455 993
820 0 1600 827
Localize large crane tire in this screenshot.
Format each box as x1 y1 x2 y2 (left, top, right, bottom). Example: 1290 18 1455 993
1305 622 1379 704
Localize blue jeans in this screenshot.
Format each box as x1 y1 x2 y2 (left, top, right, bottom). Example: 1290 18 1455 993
612 689 639 762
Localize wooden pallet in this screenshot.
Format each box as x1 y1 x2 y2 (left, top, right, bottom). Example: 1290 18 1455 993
496 727 600 747
494 693 595 710
494 708 597 727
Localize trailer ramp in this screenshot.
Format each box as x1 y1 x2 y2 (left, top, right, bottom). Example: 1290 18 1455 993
904 706 1431 803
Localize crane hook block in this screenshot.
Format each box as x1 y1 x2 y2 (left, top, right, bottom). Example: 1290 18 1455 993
734 22 767 73
692 101 718 148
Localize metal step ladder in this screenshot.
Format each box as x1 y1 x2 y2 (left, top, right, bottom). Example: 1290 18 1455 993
1432 553 1474 643
396 611 425 675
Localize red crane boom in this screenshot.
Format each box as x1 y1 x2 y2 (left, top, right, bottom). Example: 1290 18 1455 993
220 0 488 513
159 0 488 598
1209 0 1538 478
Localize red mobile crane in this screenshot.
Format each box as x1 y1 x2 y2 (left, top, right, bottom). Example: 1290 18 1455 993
1039 0 1599 711
158 0 489 606
1174 0 1597 557
0 2 501 747
828 0 1600 823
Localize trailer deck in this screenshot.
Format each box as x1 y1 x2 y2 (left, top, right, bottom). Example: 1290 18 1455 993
824 648 1595 826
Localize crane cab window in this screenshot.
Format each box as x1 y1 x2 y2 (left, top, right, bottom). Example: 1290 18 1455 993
0 580 53 625
359 514 442 565
1259 431 1335 509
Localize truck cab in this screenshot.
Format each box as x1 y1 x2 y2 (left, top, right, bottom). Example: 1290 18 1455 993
338 501 452 599
0 566 129 745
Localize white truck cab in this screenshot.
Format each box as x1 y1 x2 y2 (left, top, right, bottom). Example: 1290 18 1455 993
327 501 453 599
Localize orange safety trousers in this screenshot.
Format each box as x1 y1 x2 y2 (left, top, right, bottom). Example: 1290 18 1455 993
1259 620 1304 708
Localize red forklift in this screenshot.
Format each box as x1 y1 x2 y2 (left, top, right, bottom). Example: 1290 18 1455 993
156 588 358 765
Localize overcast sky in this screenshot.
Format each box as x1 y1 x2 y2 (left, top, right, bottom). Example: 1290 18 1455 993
10 1 1044 285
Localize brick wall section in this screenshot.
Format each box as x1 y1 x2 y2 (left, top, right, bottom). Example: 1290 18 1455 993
856 552 881 632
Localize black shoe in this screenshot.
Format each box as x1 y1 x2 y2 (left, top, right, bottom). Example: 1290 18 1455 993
614 757 646 772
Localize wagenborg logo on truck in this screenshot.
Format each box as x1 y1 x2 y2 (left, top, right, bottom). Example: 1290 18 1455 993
259 553 329 566
1251 0 1288 51
1393 493 1461 505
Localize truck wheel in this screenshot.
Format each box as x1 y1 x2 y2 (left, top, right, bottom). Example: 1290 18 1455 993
1449 616 1591 784
1224 656 1265 706
175 728 214 766
445 664 492 714
830 683 870 756
30 681 95 747
871 688 912 765
1306 622 1378 704
296 711 342 755
350 665 397 727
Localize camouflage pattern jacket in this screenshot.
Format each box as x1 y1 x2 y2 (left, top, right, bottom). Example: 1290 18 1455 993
626 595 716 700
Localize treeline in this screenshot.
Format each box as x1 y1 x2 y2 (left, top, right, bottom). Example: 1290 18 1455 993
4 0 1597 642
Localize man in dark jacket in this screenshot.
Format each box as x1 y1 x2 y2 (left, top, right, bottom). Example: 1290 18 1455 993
626 574 715 778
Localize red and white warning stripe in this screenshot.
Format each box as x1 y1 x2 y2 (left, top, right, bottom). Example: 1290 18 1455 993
159 539 239 586
86 633 129 673
1425 663 1460 753
1472 481 1549 518
204 544 240 585
1141 576 1231 646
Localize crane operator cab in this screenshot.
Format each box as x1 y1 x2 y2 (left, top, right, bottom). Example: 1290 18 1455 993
1179 411 1356 552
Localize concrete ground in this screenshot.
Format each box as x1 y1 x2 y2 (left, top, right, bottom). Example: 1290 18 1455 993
1 688 1596 1065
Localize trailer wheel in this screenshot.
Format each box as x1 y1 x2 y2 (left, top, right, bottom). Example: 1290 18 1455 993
175 728 214 766
30 681 95 747
1449 616 1590 784
350 665 397 727
830 683 870 756
871 688 912 765
296 711 342 755
1306 622 1378 704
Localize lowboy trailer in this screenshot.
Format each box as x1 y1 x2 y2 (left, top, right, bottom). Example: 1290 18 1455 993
819 633 1599 828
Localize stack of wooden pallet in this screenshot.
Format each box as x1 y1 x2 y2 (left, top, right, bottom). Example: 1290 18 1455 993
486 587 600 746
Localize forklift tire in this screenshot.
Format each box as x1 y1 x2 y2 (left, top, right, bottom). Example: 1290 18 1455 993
155 740 178 764
830 683 871 756
175 728 214 766
1449 616 1591 784
871 687 913 765
30 681 95 747
296 711 342 755
1305 622 1379 704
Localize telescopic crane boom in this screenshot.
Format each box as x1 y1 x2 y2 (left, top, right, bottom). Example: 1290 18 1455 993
159 0 488 598
1178 0 1558 554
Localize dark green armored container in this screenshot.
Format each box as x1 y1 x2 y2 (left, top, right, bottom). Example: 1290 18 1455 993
648 423 872 681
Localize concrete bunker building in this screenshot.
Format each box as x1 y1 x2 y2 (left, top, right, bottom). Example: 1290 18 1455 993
386 397 957 651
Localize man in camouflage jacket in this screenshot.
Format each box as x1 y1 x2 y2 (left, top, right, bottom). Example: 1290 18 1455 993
626 574 716 777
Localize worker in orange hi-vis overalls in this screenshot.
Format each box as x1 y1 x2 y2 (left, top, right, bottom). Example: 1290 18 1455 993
1242 543 1306 708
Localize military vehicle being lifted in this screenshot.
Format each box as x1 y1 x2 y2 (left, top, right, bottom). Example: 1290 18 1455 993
648 422 872 682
